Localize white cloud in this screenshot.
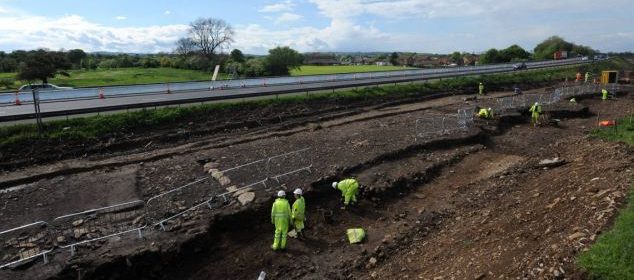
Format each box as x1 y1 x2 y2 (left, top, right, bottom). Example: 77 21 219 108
0 6 8 14
164 10 171 15
0 14 188 53
259 0 294 13
275 12 302 24
114 16 127 20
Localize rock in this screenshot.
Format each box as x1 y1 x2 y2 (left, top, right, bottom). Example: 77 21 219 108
74 229 86 239
366 257 378 268
238 192 256 206
545 198 561 209
72 219 84 227
218 176 232 186
203 162 219 172
57 236 66 243
132 215 146 226
538 158 566 168
475 273 486 280
209 169 223 179
226 186 238 193
567 232 585 240
233 187 253 197
382 234 392 244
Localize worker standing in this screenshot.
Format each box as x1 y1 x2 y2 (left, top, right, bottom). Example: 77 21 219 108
602 89 609 101
478 82 485 96
529 102 542 126
332 178 360 209
576 72 582 82
585 72 590 83
291 188 306 239
271 191 291 251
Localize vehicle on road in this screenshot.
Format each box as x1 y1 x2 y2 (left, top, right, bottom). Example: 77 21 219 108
18 83 73 92
512 62 527 70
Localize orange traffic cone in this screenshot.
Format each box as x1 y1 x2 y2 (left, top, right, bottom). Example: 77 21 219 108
14 93 21 105
98 88 105 99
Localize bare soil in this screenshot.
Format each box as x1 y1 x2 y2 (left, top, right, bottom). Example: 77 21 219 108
0 85 632 280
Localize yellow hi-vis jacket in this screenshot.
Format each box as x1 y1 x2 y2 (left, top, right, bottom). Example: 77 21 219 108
292 196 305 221
337 178 359 205
271 198 291 226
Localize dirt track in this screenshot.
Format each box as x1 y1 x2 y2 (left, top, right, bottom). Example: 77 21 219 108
1 85 633 280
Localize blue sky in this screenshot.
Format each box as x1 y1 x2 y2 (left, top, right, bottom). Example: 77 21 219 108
0 0 632 54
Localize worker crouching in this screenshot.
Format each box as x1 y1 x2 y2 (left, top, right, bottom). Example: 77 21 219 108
476 107 493 119
271 191 291 251
333 178 361 209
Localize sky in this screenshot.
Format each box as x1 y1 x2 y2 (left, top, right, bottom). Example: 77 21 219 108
0 0 632 55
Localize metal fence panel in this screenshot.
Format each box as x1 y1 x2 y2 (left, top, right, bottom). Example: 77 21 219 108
51 201 146 249
266 148 313 186
0 222 53 269
145 179 220 224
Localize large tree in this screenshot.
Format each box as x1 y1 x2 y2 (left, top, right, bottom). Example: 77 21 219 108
533 36 574 60
67 49 87 69
499 44 530 62
175 38 197 57
17 50 70 84
265 46 303 76
179 17 235 59
230 49 245 63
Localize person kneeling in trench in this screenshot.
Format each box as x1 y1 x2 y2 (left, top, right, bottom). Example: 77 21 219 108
332 178 361 210
476 107 493 119
271 190 291 251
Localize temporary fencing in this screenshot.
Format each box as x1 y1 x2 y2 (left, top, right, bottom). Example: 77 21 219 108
415 83 622 140
0 221 53 269
52 200 146 256
265 148 313 185
145 178 221 224
415 109 473 141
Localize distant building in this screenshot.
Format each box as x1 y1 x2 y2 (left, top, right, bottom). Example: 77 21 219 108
303 53 340 65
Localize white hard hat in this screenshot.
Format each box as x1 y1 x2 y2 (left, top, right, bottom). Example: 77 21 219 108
277 190 286 197
534 102 539 106
488 107 492 110
293 188 303 195
332 182 338 189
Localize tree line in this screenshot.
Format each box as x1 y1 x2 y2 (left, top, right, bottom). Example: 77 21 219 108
479 36 597 64
0 15 603 85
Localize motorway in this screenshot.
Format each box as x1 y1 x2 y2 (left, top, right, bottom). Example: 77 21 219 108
0 58 591 121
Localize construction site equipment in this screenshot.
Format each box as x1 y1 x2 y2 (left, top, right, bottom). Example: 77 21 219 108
601 71 619 84
599 120 616 127
346 228 366 244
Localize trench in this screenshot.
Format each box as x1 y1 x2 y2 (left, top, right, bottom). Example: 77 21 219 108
9 95 599 279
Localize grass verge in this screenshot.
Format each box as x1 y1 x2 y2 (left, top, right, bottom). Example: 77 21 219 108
579 116 634 279
0 57 631 151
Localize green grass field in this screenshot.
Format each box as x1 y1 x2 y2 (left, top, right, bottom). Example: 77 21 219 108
291 65 414 76
0 68 220 90
0 65 412 90
579 116 634 279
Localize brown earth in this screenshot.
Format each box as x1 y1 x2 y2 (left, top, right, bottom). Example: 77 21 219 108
0 84 632 280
